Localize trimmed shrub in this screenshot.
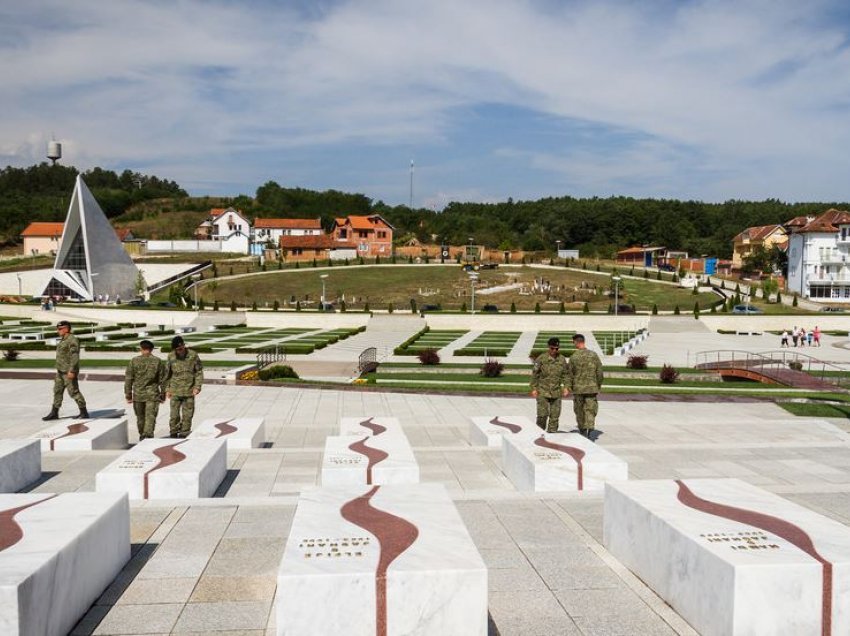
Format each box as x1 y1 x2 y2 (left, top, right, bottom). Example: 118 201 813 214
656 270 661 280
213 300 220 311
198 299 206 310
693 301 700 318
673 305 680 315
559 302 566 314
230 300 237 311
251 300 258 311
460 302 467 313
417 348 440 365
364 302 370 313
583 302 589 313
273 300 279 311
296 301 301 311
510 302 517 313
652 303 658 315
776 291 782 304
793 294 798 307
3 349 19 361
340 300 347 312
659 364 680 384
387 302 394 314
534 302 541 313
259 365 299 381
409 299 417 313
480 358 505 377
626 355 648 369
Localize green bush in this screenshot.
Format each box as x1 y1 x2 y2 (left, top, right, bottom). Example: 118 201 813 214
659 364 680 384
273 300 279 311
652 303 658 315
534 303 541 313
230 301 237 311
259 365 300 381
480 359 504 377
583 302 589 313
559 302 565 314
417 349 440 365
673 305 680 315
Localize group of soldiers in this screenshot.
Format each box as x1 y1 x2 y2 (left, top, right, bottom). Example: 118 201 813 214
43 321 204 439
530 334 604 439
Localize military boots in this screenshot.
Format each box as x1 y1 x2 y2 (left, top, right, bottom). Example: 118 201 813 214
42 408 59 421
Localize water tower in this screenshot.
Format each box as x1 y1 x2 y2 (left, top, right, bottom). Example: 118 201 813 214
47 140 62 165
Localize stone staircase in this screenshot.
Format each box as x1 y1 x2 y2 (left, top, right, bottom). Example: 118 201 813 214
309 314 427 362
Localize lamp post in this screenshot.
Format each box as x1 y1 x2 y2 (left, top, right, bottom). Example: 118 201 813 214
469 272 478 314
16 273 22 296
612 275 621 316
319 274 328 308
555 239 562 263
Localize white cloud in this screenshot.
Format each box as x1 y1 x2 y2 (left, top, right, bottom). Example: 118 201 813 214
1 0 850 202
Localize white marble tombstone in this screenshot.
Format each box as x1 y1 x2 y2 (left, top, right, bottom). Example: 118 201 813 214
277 483 488 636
502 432 628 492
469 415 538 447
0 440 41 493
95 438 227 500
604 478 850 636
188 417 265 449
338 416 402 437
321 432 419 486
31 417 129 451
0 491 131 636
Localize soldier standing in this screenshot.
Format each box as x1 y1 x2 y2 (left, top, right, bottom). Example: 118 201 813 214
165 335 204 438
125 340 167 440
43 320 88 420
567 334 604 440
530 336 569 433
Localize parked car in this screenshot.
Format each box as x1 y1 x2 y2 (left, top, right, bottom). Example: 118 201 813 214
615 304 636 314
157 301 177 308
127 299 149 307
822 306 846 312
422 304 441 312
480 263 499 270
732 304 763 315
482 304 499 313
319 302 336 312
659 264 676 272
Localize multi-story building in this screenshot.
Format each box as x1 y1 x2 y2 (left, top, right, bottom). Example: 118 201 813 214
731 224 787 269
787 209 850 302
21 222 134 256
253 218 322 248
193 207 251 253
330 215 393 257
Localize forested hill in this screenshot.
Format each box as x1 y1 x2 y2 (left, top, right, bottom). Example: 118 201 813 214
0 163 185 244
4 165 848 258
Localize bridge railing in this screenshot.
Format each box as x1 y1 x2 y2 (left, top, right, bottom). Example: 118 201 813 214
694 349 850 390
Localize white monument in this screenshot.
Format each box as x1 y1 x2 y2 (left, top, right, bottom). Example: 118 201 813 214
0 440 41 493
95 438 227 499
31 417 128 451
321 432 419 486
338 416 403 437
469 415 538 447
604 478 850 636
188 417 265 449
502 433 628 492
277 483 488 635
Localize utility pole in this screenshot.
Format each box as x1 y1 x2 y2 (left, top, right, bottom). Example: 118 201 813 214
409 159 414 208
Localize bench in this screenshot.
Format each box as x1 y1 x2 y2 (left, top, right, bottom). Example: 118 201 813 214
604 478 850 635
0 440 40 492
502 433 628 492
95 438 227 499
469 415 538 447
321 432 419 486
188 417 265 449
276 483 487 635
31 417 129 451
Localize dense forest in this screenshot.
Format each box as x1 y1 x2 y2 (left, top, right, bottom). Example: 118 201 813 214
3 164 848 258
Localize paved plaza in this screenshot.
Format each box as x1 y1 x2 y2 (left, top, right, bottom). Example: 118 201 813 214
2 374 850 635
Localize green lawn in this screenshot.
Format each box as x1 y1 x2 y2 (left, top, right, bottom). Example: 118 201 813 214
779 402 850 418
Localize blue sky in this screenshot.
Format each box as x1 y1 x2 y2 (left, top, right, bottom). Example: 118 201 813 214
2 0 850 208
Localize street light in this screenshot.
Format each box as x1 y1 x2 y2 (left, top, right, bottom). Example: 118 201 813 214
319 274 329 307
612 275 621 316
469 272 478 314
16 273 22 296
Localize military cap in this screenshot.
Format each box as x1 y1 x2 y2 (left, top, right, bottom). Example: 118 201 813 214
171 335 185 349
56 320 72 329
547 337 560 347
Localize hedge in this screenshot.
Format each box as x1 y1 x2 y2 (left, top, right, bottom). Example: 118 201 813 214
454 348 510 357
393 326 430 355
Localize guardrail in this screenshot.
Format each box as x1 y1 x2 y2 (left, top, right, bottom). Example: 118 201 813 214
358 347 378 375
145 260 214 295
257 345 286 370
694 349 850 390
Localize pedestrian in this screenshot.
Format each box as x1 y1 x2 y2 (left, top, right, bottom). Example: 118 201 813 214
124 340 167 440
165 335 204 438
792 326 799 347
780 330 789 348
814 325 821 347
800 328 807 346
567 333 604 440
530 336 569 433
807 328 814 346
42 320 88 420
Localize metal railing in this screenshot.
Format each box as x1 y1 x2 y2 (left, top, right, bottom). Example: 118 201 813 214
145 260 213 295
257 345 286 370
358 347 378 375
694 349 850 389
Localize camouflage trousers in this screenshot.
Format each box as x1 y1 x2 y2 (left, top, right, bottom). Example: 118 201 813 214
572 394 599 431
52 371 86 410
133 400 160 439
169 395 195 437
535 395 562 433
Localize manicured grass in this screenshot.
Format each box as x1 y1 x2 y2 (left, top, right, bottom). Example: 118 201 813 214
0 359 248 369
779 402 850 418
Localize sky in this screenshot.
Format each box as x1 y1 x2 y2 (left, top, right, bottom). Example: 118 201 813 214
2 0 850 208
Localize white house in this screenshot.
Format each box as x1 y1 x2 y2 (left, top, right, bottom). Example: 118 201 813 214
787 209 850 302
251 218 323 255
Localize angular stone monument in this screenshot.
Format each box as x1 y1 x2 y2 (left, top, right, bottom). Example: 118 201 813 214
469 415 538 447
604 478 850 636
31 417 129 451
188 417 265 449
321 431 419 486
502 432 628 492
338 416 402 437
0 440 41 493
95 438 227 499
0 492 130 636
277 483 488 636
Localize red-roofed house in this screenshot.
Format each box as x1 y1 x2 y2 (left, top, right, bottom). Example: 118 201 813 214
616 246 666 267
21 222 134 255
279 234 357 262
331 215 393 257
731 224 788 269
787 208 850 302
253 218 323 245
192 207 251 253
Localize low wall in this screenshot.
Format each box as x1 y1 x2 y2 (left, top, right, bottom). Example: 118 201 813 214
700 315 850 331
246 312 370 329
424 314 651 331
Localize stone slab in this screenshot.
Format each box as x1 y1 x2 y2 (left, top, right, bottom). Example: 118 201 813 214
502 432 628 492
188 417 265 449
95 438 227 500
321 432 419 486
277 483 488 636
469 415 539 447
0 492 131 636
603 478 850 636
338 416 403 437
31 417 129 451
0 440 41 493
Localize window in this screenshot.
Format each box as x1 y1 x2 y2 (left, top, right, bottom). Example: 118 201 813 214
377 231 386 239
339 229 348 239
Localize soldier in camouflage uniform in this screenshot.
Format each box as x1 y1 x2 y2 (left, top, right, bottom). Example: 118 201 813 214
124 340 167 440
165 335 204 438
530 337 570 432
43 320 88 420
567 334 604 440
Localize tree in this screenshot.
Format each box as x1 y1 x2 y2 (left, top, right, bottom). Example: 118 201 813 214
559 301 566 314
230 300 237 311
273 300 279 311
652 303 658 315
583 302 589 313
693 301 700 318
534 302 541 313
460 302 467 313
674 305 680 315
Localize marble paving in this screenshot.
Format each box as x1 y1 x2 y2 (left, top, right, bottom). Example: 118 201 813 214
1 378 850 634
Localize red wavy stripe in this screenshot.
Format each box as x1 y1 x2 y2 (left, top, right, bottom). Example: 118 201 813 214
349 437 389 485
676 480 832 636
340 486 420 636
0 495 58 552
359 417 386 436
214 420 237 438
534 435 585 490
50 422 90 451
143 441 187 499
489 416 522 434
